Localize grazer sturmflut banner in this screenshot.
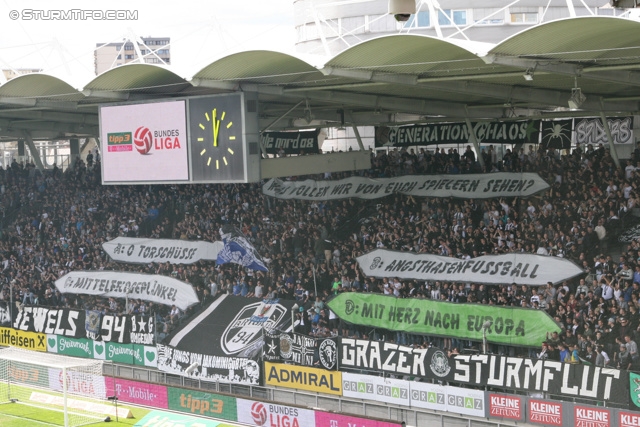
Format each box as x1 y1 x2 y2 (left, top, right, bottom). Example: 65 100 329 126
327 293 560 347
339 339 628 405
55 271 199 310
168 294 297 360
357 249 583 286
11 306 156 345
156 343 261 385
263 173 549 201
102 237 223 265
375 120 540 147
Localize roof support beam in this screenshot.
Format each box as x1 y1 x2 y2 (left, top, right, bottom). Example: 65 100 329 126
258 85 505 119
485 55 640 87
22 131 45 172
419 80 638 112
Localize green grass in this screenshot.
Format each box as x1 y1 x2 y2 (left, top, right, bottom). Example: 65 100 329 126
0 402 151 427
0 383 151 427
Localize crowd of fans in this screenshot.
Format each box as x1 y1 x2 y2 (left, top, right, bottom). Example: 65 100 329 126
1 141 640 369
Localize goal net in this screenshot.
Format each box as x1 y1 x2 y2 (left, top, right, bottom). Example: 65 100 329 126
0 347 107 427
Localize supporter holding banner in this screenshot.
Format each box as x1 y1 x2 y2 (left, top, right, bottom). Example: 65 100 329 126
329 294 560 346
263 173 549 201
55 271 199 310
357 249 583 286
102 237 223 265
216 225 268 272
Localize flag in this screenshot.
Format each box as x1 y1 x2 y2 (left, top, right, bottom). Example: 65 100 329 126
631 372 640 408
216 225 268 271
541 119 572 149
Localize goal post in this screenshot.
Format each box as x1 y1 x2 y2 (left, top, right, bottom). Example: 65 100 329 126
0 347 107 427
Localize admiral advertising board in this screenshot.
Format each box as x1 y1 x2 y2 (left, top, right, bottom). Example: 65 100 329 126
100 100 189 184
264 362 342 396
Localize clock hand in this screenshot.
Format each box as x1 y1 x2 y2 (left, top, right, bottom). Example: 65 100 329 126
212 108 220 147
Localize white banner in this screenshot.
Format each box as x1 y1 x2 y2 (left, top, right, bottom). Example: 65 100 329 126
357 249 584 286
55 271 199 310
410 382 485 417
102 237 223 265
342 372 410 406
262 173 549 200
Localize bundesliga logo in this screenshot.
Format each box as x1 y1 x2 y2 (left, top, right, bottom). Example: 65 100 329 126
133 126 182 155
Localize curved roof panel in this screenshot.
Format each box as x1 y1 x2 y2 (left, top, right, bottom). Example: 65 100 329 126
0 73 82 100
326 34 501 76
193 50 322 85
490 17 640 64
84 63 188 93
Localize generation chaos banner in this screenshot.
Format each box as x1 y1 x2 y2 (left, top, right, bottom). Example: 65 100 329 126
375 120 540 147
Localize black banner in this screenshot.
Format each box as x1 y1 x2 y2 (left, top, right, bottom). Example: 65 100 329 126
375 120 540 147
167 294 296 359
261 130 319 155
541 119 572 149
11 307 155 344
339 338 629 405
157 343 261 385
263 330 337 370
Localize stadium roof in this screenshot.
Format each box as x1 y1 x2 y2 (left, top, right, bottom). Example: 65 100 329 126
0 16 638 142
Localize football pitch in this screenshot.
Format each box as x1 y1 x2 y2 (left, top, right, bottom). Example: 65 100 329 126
0 383 151 427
